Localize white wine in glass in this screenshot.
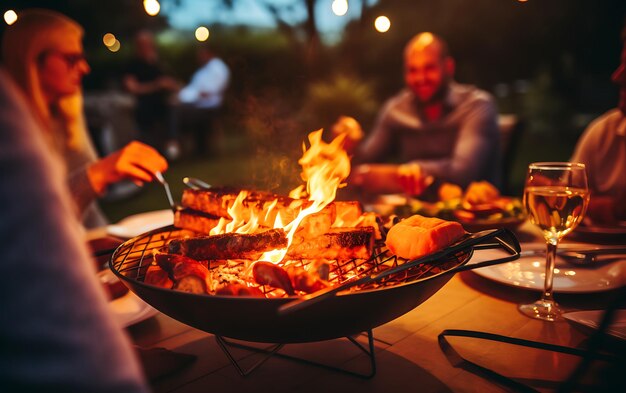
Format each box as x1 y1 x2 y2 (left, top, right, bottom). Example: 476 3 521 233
520 162 589 321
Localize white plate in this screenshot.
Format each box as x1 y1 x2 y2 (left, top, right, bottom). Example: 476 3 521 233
470 248 626 293
109 290 159 328
107 209 174 239
563 310 626 341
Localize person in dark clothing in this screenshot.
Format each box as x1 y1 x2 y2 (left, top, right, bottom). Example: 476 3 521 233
123 30 180 154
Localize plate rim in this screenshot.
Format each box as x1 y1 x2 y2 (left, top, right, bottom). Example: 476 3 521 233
470 257 625 294
563 309 626 341
106 209 174 239
109 290 159 328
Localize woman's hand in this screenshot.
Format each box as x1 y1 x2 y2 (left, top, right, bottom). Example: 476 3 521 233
87 141 168 195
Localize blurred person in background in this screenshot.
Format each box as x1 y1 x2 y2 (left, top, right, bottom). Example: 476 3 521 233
2 9 168 229
0 67 148 392
570 23 626 225
336 32 500 196
123 30 181 159
176 44 230 156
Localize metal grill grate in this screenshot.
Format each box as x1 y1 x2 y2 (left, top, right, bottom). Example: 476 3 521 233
111 225 471 296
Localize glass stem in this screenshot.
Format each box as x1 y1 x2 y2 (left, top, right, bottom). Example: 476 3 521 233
543 239 558 302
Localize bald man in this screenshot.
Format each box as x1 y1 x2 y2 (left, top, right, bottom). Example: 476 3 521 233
347 33 500 195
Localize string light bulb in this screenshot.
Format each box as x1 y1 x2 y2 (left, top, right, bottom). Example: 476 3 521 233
4 10 17 25
374 16 391 33
143 0 160 16
332 0 348 16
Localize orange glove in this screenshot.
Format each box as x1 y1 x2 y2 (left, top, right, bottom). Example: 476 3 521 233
87 140 168 194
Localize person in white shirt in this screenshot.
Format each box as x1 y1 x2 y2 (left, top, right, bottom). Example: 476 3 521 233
570 25 626 224
175 45 230 156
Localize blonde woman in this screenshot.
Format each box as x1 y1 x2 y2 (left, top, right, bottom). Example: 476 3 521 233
2 9 168 228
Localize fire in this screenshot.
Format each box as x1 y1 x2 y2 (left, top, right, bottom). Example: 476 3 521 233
208 129 351 263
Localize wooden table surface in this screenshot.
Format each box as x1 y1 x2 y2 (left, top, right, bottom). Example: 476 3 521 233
117 223 624 393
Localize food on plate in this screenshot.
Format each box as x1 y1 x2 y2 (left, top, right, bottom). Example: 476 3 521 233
462 180 500 206
385 215 465 260
438 182 463 202
389 180 524 226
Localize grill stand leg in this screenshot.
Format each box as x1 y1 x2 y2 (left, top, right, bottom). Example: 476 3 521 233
214 330 377 379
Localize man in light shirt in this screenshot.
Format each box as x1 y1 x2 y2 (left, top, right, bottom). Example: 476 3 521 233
177 45 230 156
337 32 500 196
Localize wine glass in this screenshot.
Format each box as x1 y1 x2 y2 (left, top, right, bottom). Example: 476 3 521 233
520 162 589 321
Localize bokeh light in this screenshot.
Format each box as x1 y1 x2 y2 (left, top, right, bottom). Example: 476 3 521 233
374 16 391 33
195 26 210 42
332 0 348 16
4 10 17 25
143 0 160 16
107 39 121 53
103 33 116 47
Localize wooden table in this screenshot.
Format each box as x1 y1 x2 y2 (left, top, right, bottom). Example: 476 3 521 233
119 223 623 392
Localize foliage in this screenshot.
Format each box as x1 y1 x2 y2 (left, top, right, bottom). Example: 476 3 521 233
299 73 379 132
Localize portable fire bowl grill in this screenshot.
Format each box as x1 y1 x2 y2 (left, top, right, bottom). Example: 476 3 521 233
110 225 521 378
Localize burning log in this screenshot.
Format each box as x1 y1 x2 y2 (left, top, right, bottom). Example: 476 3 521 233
332 201 363 226
176 187 342 239
174 209 226 235
168 228 288 261
286 227 375 260
181 187 308 224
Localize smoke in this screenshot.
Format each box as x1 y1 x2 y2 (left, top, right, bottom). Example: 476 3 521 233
234 89 313 194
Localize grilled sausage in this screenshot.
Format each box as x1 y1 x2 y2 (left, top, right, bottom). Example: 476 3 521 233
252 261 295 295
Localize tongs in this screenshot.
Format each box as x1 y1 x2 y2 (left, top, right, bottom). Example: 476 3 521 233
155 171 176 212
155 173 212 211
278 228 521 315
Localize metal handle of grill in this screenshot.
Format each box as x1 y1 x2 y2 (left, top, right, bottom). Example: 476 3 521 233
278 228 521 315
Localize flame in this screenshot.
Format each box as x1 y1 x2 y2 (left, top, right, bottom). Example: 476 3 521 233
261 129 351 262
208 129 351 264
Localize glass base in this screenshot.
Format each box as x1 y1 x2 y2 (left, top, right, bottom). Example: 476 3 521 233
518 299 564 322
